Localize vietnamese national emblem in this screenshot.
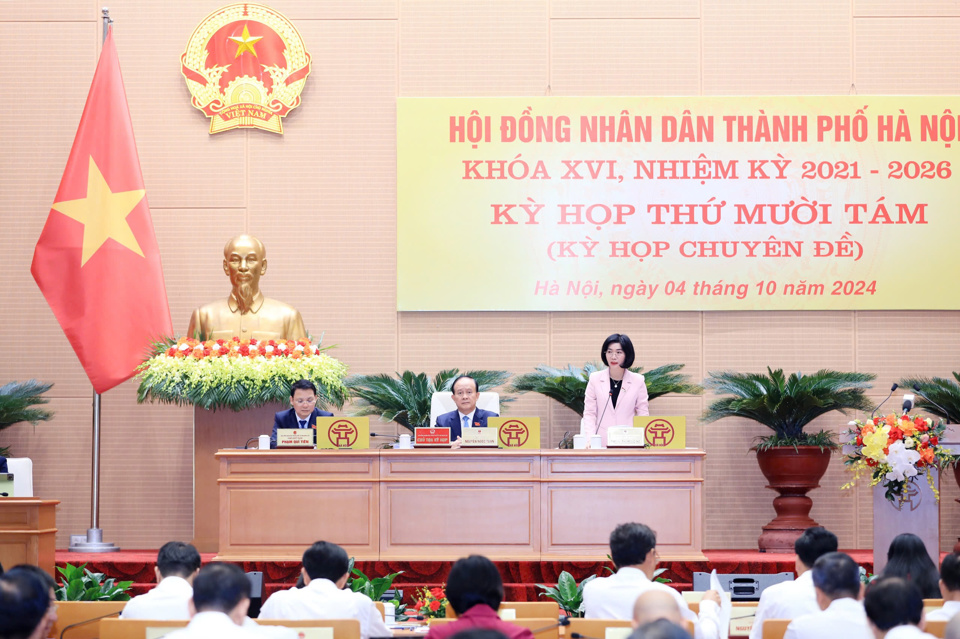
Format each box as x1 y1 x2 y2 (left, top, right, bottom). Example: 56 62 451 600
181 3 311 134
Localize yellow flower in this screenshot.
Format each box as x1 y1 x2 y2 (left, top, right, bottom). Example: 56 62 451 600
862 425 890 462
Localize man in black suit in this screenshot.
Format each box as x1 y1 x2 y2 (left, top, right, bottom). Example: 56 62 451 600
435 375 499 442
271 379 333 448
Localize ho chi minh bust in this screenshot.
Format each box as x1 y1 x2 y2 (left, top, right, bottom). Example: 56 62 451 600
187 234 307 341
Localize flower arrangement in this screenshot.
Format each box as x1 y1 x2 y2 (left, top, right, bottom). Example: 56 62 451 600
136 336 348 411
843 413 955 502
412 586 447 619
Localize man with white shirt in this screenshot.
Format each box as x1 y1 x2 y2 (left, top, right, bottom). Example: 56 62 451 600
121 541 201 619
946 614 960 639
864 577 936 639
582 523 721 639
165 563 293 639
784 552 871 639
927 553 960 622
259 540 391 639
749 526 838 639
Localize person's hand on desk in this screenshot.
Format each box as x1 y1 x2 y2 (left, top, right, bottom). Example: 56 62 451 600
451 437 463 449
701 590 722 606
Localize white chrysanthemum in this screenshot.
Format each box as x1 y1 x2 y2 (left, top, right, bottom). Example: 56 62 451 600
179 343 191 351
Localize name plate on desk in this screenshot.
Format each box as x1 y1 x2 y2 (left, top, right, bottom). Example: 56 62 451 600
276 428 315 448
461 427 499 447
635 416 687 448
316 417 370 449
488 417 540 449
607 426 646 447
415 427 451 447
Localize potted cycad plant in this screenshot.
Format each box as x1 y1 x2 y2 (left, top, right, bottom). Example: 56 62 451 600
0 380 54 457
345 369 512 433
703 368 874 552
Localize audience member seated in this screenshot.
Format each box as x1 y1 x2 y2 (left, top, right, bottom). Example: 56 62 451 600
926 553 960 621
881 533 941 600
582 522 720 639
749 526 838 639
631 618 692 639
166 563 295 639
784 552 870 639
449 628 510 639
424 555 534 639
0 566 56 639
259 540 389 639
633 590 685 627
7 564 57 637
121 541 201 619
945 614 960 639
864 577 936 639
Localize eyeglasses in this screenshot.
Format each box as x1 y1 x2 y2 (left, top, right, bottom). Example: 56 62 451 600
294 397 317 405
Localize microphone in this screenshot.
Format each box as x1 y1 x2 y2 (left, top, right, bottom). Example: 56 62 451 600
370 432 399 441
872 383 898 419
913 384 952 423
60 611 121 639
902 394 915 414
595 391 613 435
530 618 571 634
571 633 601 639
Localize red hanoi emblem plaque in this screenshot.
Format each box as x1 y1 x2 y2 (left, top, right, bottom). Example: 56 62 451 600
498 420 530 448
328 420 359 448
181 3 311 134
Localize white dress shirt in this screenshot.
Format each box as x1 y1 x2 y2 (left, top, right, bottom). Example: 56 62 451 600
120 576 192 620
784 597 871 639
258 578 390 639
582 567 720 639
884 625 937 639
163 611 275 639
749 571 819 639
925 600 960 621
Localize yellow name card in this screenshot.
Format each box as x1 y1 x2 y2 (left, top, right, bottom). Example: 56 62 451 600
488 417 540 449
315 417 370 449
634 416 687 448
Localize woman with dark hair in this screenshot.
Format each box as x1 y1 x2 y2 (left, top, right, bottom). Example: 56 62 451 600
580 333 649 447
881 533 941 599
424 556 533 639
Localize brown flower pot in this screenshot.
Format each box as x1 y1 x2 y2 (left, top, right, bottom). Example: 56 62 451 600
755 446 832 553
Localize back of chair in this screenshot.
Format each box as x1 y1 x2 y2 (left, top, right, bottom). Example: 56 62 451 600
761 619 791 639
99 618 187 639
375 601 385 620
567 618 633 639
924 599 945 615
429 391 501 426
50 601 127 639
258 618 362 639
926 620 948 639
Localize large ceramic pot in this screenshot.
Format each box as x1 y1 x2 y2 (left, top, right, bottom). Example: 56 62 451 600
755 446 832 553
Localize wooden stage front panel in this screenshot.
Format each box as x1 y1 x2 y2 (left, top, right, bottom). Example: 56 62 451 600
215 449 705 562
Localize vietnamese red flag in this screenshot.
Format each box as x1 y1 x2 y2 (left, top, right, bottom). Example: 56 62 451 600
31 27 172 394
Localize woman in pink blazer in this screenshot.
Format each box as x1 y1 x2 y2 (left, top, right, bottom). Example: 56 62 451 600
580 333 649 447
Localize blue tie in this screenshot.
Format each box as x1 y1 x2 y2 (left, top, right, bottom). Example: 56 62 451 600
462 415 469 432
299 419 307 429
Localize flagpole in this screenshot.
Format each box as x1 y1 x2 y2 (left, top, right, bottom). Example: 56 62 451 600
68 6 119 554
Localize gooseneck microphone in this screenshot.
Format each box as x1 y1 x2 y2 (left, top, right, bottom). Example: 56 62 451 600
913 384 952 423
570 633 601 639
60 611 121 639
530 617 572 634
595 391 613 435
871 383 898 419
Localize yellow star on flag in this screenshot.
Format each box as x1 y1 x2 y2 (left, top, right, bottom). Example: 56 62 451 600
51 156 145 266
229 23 263 58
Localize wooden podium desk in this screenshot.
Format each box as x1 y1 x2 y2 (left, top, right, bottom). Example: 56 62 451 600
0 499 59 577
215 449 704 562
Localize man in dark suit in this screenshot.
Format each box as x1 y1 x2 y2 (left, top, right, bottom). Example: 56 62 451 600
435 375 499 442
271 379 333 448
